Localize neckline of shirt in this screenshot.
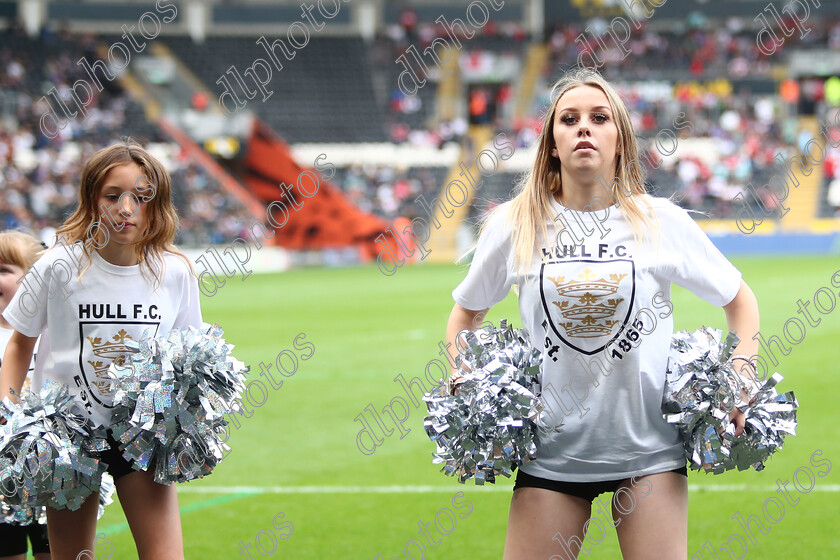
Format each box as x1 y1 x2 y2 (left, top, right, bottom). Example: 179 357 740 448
549 195 620 220
90 249 141 276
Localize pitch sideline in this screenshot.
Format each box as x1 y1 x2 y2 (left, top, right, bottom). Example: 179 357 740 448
174 484 840 494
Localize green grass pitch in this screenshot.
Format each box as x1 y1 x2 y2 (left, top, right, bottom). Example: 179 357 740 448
89 257 839 559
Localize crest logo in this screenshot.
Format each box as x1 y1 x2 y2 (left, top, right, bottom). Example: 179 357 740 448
78 321 158 406
540 259 635 355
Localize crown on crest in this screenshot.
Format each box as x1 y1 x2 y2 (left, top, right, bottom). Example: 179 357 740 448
548 269 627 338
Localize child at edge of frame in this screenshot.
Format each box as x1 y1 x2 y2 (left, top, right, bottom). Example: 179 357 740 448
0 231 50 559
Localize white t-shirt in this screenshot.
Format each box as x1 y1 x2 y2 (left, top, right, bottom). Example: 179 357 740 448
3 243 202 427
452 195 742 482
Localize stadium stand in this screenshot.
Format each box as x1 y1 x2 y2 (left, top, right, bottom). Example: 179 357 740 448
1 2 839 261
164 36 388 143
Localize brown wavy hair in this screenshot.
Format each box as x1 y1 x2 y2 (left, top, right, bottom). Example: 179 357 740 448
55 139 192 287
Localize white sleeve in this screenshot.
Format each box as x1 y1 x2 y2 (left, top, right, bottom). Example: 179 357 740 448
3 252 54 337
172 259 203 330
452 209 514 311
660 205 742 307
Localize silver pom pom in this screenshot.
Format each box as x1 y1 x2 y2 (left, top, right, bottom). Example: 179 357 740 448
0 381 108 512
108 323 249 484
1 472 114 525
662 327 798 473
424 321 543 484
0 500 43 525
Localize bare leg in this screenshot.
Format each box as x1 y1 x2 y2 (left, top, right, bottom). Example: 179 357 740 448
45 492 99 560
613 471 688 560
116 469 184 560
503 487 593 560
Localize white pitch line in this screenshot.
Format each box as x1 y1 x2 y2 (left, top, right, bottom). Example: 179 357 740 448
177 484 840 495
405 329 426 340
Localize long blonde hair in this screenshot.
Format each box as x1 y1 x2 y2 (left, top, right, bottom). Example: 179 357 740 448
55 140 192 286
487 68 659 275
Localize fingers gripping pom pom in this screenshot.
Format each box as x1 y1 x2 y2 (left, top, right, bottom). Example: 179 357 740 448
662 327 798 474
423 321 544 484
108 323 249 485
0 381 108 512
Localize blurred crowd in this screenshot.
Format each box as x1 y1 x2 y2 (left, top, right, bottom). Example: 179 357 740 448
3 11 840 249
372 11 840 217
632 93 795 218
546 16 840 81
0 25 253 247
501 88 804 219
331 164 444 221
523 17 840 217
821 139 840 217
376 8 527 149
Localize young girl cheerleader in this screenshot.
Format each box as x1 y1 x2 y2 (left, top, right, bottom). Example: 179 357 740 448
446 69 761 559
0 231 50 560
0 141 201 560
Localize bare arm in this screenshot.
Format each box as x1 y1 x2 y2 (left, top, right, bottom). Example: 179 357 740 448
0 331 37 402
723 279 760 377
445 304 489 388
722 279 760 435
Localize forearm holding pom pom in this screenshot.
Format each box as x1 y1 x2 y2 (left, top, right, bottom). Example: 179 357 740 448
423 320 544 484
662 327 798 473
108 323 249 485
0 381 108 512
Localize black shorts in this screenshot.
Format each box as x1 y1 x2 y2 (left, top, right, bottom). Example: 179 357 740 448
513 466 688 503
96 431 138 481
0 522 50 556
